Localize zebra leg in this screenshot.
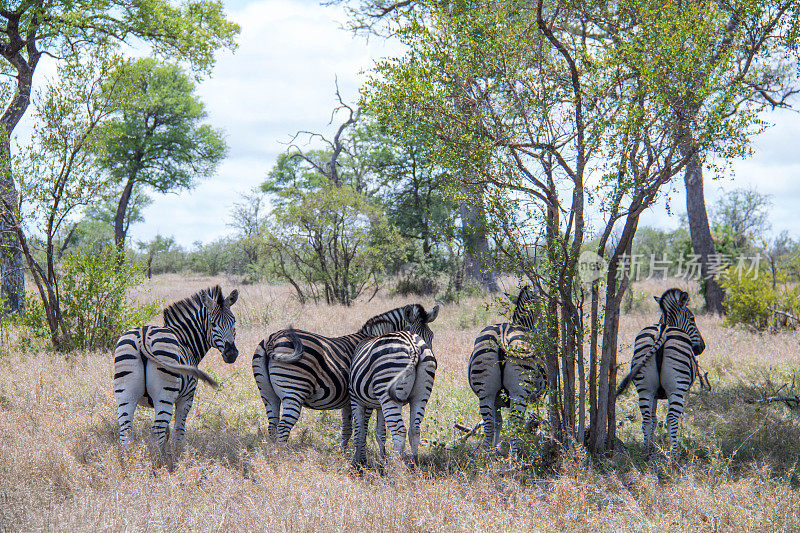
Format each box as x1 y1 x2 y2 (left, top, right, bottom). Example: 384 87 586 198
254 365 281 442
379 396 407 458
115 372 145 447
408 396 432 464
172 392 195 453
277 396 304 443
478 394 496 450
508 395 528 457
639 393 657 459
666 392 687 461
341 403 353 450
147 369 180 456
351 401 372 468
114 339 145 446
375 408 387 458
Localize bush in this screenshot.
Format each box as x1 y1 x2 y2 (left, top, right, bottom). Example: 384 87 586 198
59 247 160 350
721 266 800 331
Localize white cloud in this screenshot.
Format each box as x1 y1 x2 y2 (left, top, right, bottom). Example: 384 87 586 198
639 107 800 239
132 0 399 247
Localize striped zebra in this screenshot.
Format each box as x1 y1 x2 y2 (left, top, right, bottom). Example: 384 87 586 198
114 286 239 454
349 330 436 467
252 304 439 447
617 288 706 460
468 285 547 455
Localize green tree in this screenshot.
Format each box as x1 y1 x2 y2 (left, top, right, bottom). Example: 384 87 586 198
6 51 134 347
672 0 800 314
264 182 404 306
96 59 227 250
361 0 766 455
713 188 772 251
0 0 238 313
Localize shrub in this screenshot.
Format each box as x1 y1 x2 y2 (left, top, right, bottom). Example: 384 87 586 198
264 183 405 306
59 247 160 350
721 266 800 331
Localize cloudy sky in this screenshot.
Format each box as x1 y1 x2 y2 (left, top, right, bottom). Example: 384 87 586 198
123 0 799 247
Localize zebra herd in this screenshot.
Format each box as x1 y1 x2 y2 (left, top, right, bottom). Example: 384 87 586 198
113 284 706 466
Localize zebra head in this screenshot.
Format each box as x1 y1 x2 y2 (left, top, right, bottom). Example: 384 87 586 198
654 288 705 355
201 287 240 363
402 303 440 346
510 285 538 330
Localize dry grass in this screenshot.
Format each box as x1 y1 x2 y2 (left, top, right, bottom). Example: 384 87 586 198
1 275 799 531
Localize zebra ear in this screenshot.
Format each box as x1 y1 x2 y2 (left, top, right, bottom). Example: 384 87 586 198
225 289 239 307
679 290 689 306
426 305 439 323
653 296 660 304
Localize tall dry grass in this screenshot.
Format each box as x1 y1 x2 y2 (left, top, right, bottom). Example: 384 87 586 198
0 275 798 531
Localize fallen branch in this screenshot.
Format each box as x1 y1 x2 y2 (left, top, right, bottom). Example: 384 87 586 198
453 421 483 443
768 306 800 323
759 395 800 408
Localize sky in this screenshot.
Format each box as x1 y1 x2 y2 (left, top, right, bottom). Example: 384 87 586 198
69 0 800 247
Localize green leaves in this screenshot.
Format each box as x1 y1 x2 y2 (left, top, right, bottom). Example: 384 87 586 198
96 58 226 192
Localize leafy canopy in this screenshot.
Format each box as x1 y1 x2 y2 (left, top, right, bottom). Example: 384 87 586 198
96 58 226 192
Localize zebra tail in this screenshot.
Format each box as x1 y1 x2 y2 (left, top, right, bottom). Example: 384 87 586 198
140 338 219 389
267 328 304 363
616 348 655 396
387 348 420 404
616 370 635 396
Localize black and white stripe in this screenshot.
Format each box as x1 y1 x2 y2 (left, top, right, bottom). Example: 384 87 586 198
114 286 239 453
252 304 439 447
349 330 437 467
468 285 547 455
617 288 706 459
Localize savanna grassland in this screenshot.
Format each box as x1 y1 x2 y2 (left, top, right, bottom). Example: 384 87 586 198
1 275 799 531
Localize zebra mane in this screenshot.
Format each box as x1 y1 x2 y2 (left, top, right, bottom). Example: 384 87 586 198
163 285 221 325
656 288 689 326
359 304 425 336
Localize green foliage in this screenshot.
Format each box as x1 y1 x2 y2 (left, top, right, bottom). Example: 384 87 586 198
264 182 405 306
137 235 189 276
97 59 227 191
631 226 693 273
59 248 160 350
721 266 800 331
11 296 52 353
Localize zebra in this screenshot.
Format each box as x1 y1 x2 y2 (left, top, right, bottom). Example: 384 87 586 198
468 285 547 455
252 304 440 447
617 287 706 460
114 285 239 454
349 330 437 467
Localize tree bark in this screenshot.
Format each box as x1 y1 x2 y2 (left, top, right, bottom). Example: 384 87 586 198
459 186 499 292
684 151 725 314
0 140 24 314
0 43 39 315
114 177 136 251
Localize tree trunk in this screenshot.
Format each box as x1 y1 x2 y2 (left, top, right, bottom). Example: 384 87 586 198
459 186 499 292
114 178 136 251
0 140 24 314
684 152 725 314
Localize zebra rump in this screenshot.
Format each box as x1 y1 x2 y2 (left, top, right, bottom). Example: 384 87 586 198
468 285 546 454
349 330 437 466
